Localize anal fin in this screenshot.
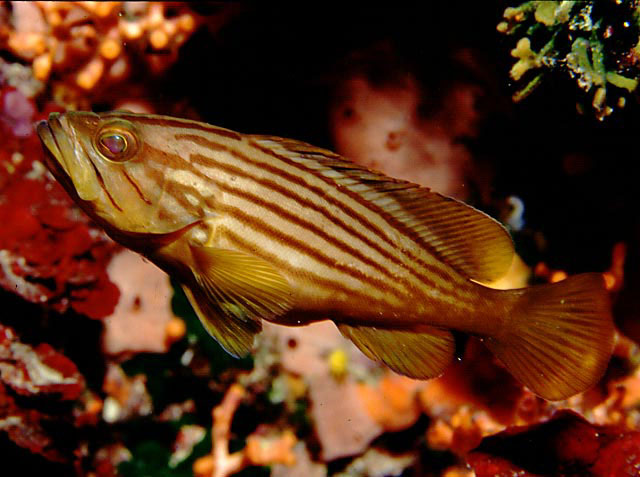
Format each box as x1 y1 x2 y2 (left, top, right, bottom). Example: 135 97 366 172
338 324 454 379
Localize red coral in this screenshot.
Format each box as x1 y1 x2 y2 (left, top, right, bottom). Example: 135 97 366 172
0 202 41 242
0 324 87 462
592 433 640 477
0 86 120 319
466 454 540 477
33 343 84 399
0 324 84 400
0 382 67 462
71 276 121 319
37 202 79 230
467 410 640 477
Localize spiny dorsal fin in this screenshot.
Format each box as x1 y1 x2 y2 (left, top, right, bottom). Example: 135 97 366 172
186 245 294 357
250 136 514 282
338 324 454 379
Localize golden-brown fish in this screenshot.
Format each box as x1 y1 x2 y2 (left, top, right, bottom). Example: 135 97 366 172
37 111 615 400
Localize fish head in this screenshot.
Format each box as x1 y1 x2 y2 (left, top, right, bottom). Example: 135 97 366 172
37 111 209 242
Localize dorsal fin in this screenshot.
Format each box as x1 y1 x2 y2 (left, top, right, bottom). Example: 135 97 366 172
250 136 515 282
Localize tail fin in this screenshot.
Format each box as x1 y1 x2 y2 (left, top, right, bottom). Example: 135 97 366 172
485 273 615 401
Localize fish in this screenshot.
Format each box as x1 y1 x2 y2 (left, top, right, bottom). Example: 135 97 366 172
36 111 615 401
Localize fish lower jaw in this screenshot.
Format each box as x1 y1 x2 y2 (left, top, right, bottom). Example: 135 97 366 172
73 177 101 202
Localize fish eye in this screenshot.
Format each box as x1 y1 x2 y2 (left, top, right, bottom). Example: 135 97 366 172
100 133 126 155
95 121 139 162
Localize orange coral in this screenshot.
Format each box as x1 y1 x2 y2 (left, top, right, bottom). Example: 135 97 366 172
245 431 297 467
193 383 298 477
73 390 104 427
165 317 187 346
3 2 201 105
357 373 422 432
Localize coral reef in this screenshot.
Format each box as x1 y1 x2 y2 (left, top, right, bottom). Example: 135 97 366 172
467 410 640 476
192 383 297 477
0 83 119 317
499 0 640 119
328 44 483 200
0 3 639 477
0 322 87 461
1 2 201 108
102 249 184 356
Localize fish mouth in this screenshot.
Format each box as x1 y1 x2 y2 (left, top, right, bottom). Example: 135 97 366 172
36 115 66 176
36 113 101 202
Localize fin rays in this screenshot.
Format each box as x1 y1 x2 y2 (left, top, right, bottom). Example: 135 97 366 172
182 284 262 357
251 136 515 283
184 245 294 356
338 324 455 379
486 273 615 400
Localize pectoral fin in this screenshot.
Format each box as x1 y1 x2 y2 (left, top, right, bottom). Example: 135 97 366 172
182 284 261 357
185 245 295 357
338 324 454 379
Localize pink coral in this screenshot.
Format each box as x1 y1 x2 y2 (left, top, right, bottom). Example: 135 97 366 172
329 75 472 200
1 87 35 137
102 249 181 355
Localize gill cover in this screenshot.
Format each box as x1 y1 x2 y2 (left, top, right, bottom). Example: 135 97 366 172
39 111 213 236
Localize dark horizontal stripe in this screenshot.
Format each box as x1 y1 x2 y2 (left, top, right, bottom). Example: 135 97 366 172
205 169 420 295
218 202 409 302
247 138 464 288
185 149 449 295
143 144 212 213
142 143 401 296
222 227 396 310
179 133 459 292
177 135 427 275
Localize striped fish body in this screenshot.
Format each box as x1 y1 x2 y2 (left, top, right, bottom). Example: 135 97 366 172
37 111 615 401
150 135 496 331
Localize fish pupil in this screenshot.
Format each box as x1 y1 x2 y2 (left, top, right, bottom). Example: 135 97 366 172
100 134 127 155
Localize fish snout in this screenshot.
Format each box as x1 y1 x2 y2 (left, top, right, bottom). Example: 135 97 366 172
36 113 102 202
36 116 65 173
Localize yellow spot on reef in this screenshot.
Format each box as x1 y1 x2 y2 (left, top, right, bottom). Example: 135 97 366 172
328 348 348 380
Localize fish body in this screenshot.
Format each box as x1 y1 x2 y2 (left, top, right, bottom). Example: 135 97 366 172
37 111 615 400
